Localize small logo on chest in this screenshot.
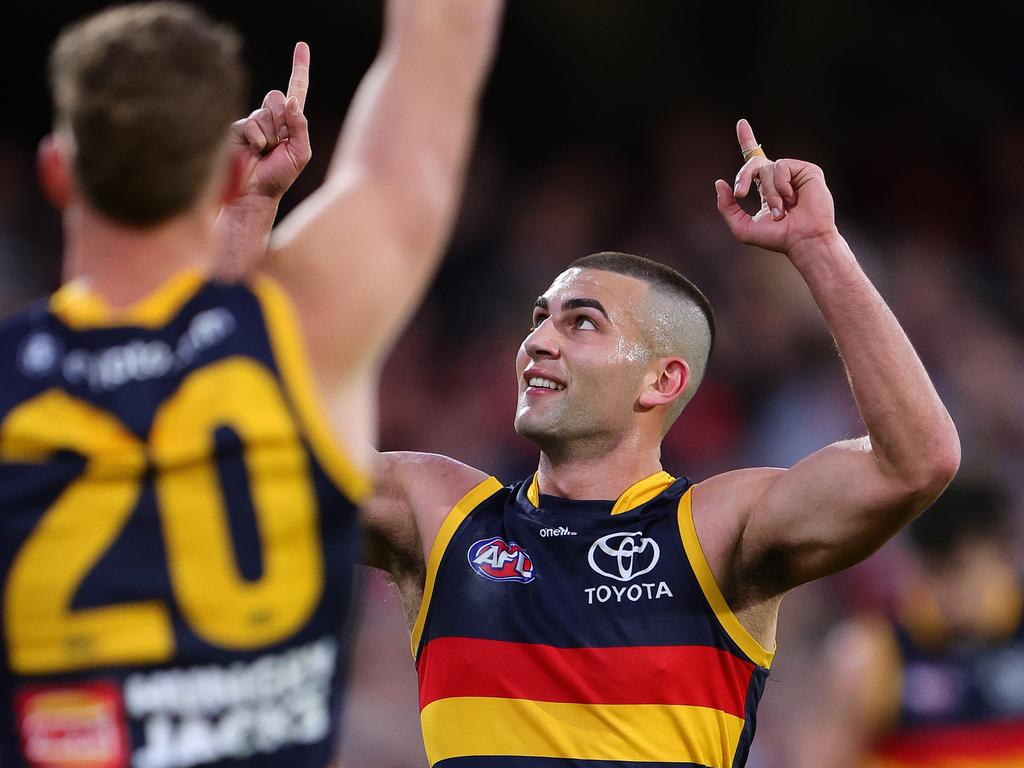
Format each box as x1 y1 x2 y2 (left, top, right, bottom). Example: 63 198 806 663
467 537 536 583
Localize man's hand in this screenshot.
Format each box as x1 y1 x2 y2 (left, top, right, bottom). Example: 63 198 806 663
215 43 312 280
230 42 312 201
715 119 839 262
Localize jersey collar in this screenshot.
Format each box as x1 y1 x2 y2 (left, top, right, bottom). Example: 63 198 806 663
526 470 676 516
51 268 207 330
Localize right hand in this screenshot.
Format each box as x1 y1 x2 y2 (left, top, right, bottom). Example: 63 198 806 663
230 42 312 202
715 119 840 261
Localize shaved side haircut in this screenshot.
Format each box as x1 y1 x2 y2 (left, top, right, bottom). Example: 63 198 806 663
569 251 715 428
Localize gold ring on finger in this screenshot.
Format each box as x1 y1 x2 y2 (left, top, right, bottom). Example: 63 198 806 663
742 144 767 161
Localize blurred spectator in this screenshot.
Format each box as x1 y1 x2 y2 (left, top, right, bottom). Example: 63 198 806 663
790 481 1024 768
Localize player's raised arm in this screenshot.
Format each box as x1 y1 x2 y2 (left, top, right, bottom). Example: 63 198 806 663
265 0 504 387
702 119 960 600
214 42 313 280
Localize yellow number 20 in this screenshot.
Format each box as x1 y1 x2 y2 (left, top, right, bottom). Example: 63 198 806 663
1 358 323 675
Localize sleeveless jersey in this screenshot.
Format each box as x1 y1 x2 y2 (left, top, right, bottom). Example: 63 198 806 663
0 270 370 768
413 470 774 768
869 606 1024 767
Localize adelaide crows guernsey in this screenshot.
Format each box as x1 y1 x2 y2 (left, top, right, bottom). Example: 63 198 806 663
0 270 369 768
868 604 1024 767
413 470 775 768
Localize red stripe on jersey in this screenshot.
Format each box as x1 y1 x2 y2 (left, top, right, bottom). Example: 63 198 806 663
874 719 1024 762
417 637 755 717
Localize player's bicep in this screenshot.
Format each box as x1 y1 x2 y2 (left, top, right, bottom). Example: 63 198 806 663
266 177 434 379
738 438 929 595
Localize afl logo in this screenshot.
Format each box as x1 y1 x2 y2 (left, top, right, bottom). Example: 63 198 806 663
468 537 535 583
588 532 660 582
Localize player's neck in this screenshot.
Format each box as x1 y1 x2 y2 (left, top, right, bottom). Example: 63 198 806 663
61 203 216 308
535 443 664 502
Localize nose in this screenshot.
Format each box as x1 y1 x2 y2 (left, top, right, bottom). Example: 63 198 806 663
524 318 560 360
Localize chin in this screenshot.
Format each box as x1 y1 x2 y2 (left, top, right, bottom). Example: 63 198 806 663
514 411 555 443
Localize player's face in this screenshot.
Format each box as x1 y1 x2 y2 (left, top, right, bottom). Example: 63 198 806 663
514 268 654 449
921 539 1019 638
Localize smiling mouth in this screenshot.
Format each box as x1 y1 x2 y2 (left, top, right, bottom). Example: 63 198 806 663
526 376 565 392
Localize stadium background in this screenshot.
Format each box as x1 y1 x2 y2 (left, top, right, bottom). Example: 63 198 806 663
2 2 1023 765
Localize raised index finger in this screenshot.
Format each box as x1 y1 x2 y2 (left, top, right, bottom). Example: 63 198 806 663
736 118 766 161
287 42 310 112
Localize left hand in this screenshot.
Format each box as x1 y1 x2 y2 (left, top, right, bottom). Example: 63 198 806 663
715 119 840 258
230 42 312 201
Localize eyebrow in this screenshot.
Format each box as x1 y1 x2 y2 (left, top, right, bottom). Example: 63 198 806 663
564 297 610 321
532 296 610 321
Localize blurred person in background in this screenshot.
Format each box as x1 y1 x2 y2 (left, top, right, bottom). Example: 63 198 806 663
346 120 961 768
793 481 1024 768
0 1 502 767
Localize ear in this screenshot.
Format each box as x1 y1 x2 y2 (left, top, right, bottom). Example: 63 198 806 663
638 357 690 410
219 147 248 207
37 134 72 210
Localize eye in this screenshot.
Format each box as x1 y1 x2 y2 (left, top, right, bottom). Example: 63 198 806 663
575 316 597 331
530 312 548 331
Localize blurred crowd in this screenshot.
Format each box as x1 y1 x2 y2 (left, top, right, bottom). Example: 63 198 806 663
4 4 1024 765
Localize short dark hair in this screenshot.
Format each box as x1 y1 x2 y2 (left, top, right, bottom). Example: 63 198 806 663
908 481 1011 560
569 251 716 352
49 2 248 226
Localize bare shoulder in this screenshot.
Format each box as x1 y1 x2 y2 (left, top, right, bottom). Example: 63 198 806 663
690 468 785 583
363 451 492 575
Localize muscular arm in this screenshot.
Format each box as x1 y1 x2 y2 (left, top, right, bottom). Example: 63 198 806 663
266 1 503 408
361 451 489 624
706 121 960 602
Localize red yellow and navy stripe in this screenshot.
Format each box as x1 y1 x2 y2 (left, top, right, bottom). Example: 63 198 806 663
417 638 756 766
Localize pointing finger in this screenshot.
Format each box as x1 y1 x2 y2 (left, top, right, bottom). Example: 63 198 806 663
287 42 310 112
736 118 760 155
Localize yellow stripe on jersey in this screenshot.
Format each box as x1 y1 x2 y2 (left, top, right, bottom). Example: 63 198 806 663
420 696 746 767
51 269 205 330
410 476 504 656
610 471 676 515
677 486 775 669
525 470 676 515
253 275 372 505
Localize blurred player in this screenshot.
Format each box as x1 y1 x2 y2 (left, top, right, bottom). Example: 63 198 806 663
794 481 1024 768
0 1 502 767
348 120 961 768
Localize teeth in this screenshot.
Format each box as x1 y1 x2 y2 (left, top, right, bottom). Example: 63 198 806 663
528 376 565 391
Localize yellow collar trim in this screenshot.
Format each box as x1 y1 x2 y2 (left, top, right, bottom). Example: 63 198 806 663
527 470 676 515
51 268 206 330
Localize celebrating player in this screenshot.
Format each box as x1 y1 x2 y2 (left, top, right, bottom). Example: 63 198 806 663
0 1 502 766
353 119 961 768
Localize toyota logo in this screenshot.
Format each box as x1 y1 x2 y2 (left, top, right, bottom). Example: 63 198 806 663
587 532 660 582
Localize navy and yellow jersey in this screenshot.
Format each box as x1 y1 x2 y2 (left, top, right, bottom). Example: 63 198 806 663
868 598 1024 768
413 470 775 768
0 269 370 768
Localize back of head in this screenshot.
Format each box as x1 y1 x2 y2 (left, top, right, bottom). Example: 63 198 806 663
49 2 247 227
908 480 1011 564
569 251 715 429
